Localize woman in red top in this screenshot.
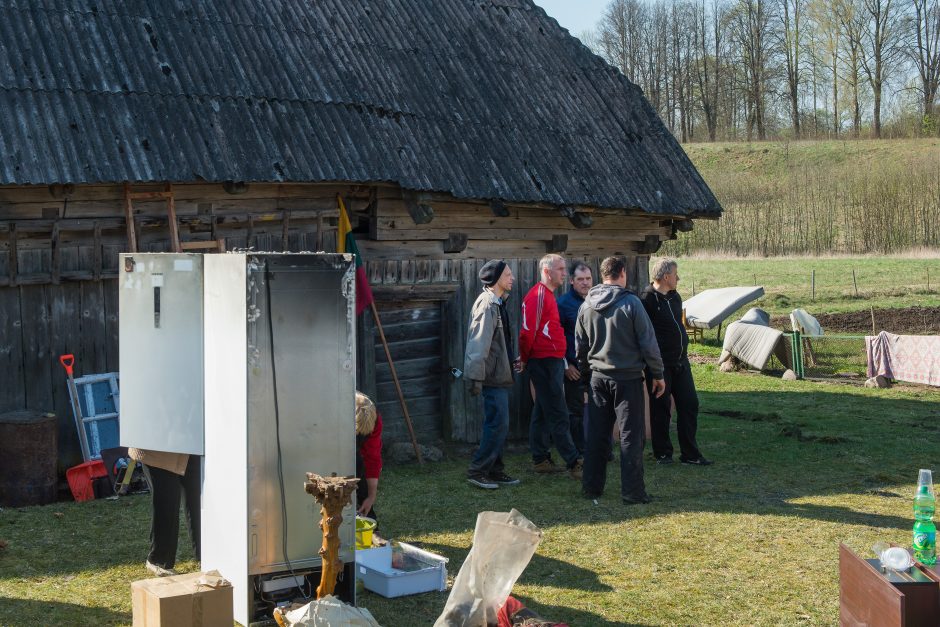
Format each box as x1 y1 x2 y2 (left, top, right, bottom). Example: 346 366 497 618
356 392 382 520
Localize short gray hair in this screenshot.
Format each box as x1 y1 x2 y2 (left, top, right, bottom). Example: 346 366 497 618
539 254 565 275
650 257 678 282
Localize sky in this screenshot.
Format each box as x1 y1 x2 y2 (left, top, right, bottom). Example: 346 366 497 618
534 0 608 38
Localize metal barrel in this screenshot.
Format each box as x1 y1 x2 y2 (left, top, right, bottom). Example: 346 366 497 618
0 411 58 506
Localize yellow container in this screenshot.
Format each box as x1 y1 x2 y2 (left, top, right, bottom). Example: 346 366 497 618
356 516 376 550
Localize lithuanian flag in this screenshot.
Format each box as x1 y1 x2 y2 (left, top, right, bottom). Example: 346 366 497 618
336 195 375 316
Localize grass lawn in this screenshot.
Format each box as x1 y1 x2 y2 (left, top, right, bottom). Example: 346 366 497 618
673 255 940 317
2 360 938 626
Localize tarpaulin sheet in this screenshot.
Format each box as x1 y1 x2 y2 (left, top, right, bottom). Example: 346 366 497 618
718 321 786 371
866 331 940 387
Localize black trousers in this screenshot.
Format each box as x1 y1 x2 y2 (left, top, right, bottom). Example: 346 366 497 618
142 455 201 569
563 375 587 455
646 360 702 461
582 376 647 500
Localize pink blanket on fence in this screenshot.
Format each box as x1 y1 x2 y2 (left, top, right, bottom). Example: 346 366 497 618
866 331 940 387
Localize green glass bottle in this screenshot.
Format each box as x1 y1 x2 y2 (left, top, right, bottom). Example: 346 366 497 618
913 469 936 566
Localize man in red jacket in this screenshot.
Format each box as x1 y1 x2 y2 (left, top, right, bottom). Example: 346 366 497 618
519 254 583 479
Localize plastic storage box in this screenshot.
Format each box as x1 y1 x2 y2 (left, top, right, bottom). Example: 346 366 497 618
66 459 107 502
356 542 448 598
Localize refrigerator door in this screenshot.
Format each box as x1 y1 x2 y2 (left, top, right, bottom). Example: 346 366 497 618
246 254 357 573
119 253 205 455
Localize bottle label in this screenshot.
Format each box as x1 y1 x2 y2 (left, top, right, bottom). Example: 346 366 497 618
913 531 936 552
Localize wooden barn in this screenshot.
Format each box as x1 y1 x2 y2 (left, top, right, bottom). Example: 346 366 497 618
0 0 721 469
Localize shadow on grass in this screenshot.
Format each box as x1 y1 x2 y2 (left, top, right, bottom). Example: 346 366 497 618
513 593 653 627
383 388 938 539
415 541 613 593
0 599 128 626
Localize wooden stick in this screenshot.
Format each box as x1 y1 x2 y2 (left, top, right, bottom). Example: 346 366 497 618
165 183 181 253
304 473 359 599
852 269 858 297
370 301 424 464
122 183 138 253
811 269 815 301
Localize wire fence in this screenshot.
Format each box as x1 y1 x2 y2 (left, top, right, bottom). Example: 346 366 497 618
789 334 869 379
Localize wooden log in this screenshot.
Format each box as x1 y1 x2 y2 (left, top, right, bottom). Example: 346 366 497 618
371 283 458 300
402 191 434 225
548 234 568 253
303 473 359 599
442 233 468 253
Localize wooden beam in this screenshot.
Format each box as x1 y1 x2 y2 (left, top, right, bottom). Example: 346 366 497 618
8 222 17 286
122 183 138 253
165 183 182 253
371 283 458 300
402 191 434 225
548 234 568 253
50 222 60 284
638 234 663 254
93 221 102 281
281 209 291 251
442 233 468 253
489 199 509 217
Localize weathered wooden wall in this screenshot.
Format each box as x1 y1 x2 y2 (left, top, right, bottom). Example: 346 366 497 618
1 181 671 462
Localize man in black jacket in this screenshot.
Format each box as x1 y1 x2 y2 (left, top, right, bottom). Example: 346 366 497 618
640 258 712 466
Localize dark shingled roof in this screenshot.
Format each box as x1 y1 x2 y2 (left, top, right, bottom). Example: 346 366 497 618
0 0 721 217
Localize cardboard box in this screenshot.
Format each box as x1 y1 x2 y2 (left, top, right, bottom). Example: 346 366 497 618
132 570 233 627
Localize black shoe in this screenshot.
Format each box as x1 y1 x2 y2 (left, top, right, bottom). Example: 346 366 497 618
467 474 499 489
488 471 521 486
623 494 652 505
655 455 674 465
681 456 713 466
582 489 602 499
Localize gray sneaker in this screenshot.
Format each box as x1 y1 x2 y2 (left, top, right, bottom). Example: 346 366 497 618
146 560 177 577
467 474 499 489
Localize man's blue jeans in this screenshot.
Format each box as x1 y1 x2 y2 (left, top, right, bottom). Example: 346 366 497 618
468 386 509 476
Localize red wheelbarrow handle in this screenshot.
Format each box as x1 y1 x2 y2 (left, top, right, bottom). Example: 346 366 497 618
59 354 75 377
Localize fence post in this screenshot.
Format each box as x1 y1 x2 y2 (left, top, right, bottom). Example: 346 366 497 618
852 269 858 297
811 270 815 301
790 331 804 379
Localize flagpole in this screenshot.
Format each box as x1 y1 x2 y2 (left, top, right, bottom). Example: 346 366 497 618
337 194 423 465
370 301 424 465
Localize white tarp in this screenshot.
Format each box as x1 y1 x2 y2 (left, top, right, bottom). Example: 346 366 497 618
718 309 790 371
790 308 823 337
683 286 766 330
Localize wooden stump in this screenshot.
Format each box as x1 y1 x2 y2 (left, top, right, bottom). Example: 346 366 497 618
304 472 359 599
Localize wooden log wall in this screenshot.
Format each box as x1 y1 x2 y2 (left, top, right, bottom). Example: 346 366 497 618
1 180 675 463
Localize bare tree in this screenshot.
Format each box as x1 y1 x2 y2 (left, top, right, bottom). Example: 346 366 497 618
730 0 773 140
911 0 940 124
809 0 842 135
693 0 728 140
778 0 805 137
837 0 867 136
859 0 903 137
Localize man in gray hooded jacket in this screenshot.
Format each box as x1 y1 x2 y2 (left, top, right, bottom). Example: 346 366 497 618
463 259 522 490
576 256 665 504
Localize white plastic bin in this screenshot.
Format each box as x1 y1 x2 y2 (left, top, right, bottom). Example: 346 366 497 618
355 543 448 598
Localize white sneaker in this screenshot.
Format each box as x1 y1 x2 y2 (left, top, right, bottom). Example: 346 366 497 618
146 560 177 577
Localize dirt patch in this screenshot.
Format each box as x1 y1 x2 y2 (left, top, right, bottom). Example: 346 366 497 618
770 306 940 335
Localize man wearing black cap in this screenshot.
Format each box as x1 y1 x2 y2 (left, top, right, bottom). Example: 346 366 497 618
463 259 522 489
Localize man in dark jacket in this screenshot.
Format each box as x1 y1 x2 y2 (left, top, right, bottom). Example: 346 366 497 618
640 258 712 466
576 256 665 504
463 259 522 490
556 261 593 454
